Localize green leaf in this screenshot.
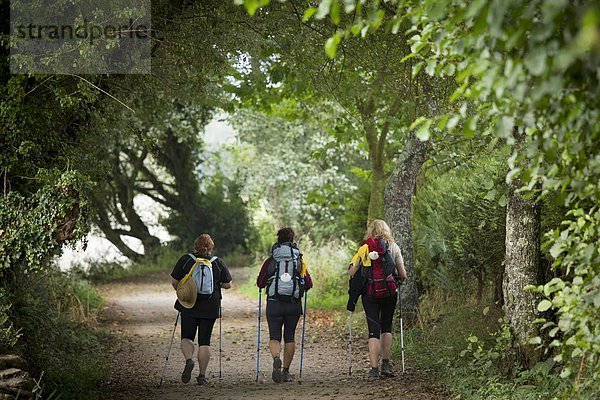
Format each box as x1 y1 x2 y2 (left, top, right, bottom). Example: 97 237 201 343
549 242 564 258
244 0 269 16
343 0 356 13
325 32 342 59
498 194 507 207
315 0 333 20
425 59 437 76
537 299 553 312
529 336 542 345
302 7 318 22
483 306 489 316
524 48 547 76
416 120 432 141
409 116 428 130
330 0 341 25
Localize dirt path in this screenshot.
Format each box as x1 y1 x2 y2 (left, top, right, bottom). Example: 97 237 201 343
97 269 448 399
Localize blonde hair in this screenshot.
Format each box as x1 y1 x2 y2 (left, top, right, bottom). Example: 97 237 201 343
364 219 395 244
194 234 214 254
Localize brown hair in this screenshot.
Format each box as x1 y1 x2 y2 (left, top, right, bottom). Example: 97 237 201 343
364 219 394 244
277 227 295 244
194 234 214 254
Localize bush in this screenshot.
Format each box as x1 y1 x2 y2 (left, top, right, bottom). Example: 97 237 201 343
6 267 107 399
396 291 581 399
72 245 183 283
302 240 352 310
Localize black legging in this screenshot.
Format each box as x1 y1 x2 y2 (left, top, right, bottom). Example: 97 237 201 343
266 300 302 343
180 314 216 346
361 294 397 339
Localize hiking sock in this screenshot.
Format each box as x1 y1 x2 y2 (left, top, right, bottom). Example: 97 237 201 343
282 367 289 373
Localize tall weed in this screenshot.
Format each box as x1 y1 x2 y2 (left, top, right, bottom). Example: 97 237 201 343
8 267 107 399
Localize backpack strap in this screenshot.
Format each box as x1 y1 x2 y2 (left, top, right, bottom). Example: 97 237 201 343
179 254 199 285
209 256 222 284
290 244 297 298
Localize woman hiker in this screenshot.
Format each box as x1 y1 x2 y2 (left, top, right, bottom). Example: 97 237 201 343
171 234 232 385
348 219 407 380
256 227 313 383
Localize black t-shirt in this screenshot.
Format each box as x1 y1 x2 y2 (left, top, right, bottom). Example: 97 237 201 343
171 252 232 319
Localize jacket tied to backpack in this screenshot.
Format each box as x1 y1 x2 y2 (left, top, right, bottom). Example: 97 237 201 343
347 237 398 311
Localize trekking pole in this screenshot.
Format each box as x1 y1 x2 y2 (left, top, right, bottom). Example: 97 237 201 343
299 291 308 378
348 310 353 375
255 289 262 382
398 288 405 373
219 301 223 379
159 312 180 387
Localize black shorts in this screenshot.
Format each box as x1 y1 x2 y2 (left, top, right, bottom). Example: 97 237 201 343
361 294 397 339
180 314 216 346
266 300 302 343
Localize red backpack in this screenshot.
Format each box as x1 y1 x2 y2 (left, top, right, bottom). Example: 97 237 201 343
362 237 398 298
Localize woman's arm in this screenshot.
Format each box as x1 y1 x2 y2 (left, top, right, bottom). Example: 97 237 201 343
348 262 360 277
256 258 272 288
221 282 232 289
392 243 408 281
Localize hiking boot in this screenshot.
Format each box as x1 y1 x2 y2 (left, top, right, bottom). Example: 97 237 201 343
282 370 294 382
368 367 380 380
381 360 395 377
272 357 282 383
196 375 208 386
181 359 194 383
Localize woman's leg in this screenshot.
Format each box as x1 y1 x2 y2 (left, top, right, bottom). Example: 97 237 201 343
266 301 284 358
282 302 301 369
269 340 281 358
179 314 198 383
361 296 382 369
266 301 284 382
180 314 197 359
197 319 216 378
380 333 393 359
379 295 398 376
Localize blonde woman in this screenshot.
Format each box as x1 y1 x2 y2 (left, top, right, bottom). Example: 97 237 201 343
348 219 407 380
171 234 232 386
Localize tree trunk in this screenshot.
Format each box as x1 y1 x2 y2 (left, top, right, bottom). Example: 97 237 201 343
368 158 386 222
503 180 541 367
93 201 144 261
384 134 430 324
93 146 161 261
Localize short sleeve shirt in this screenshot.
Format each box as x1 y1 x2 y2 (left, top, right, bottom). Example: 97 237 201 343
171 253 232 319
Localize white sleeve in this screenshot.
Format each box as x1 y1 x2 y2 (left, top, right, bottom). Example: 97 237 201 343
391 242 405 270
